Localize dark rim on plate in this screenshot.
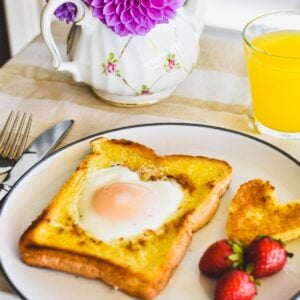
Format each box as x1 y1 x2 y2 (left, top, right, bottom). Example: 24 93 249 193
0 122 299 300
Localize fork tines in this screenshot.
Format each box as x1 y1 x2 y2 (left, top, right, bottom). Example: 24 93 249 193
0 111 32 160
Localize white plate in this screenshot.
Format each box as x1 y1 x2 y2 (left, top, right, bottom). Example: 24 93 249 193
0 123 299 300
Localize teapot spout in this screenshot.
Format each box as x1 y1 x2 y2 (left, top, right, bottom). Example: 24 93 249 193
181 0 205 37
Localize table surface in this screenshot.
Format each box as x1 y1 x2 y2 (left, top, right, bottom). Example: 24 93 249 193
0 23 299 299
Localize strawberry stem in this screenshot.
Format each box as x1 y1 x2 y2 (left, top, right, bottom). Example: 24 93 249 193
228 240 244 269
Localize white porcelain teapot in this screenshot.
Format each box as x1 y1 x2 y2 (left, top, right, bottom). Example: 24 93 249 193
41 0 204 106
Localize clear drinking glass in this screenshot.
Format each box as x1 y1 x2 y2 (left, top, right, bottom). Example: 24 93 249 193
243 12 300 139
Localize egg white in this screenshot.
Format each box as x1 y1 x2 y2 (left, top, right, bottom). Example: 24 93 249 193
77 166 184 243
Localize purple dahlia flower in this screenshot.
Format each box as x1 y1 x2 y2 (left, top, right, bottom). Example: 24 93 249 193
84 0 184 36
52 2 77 24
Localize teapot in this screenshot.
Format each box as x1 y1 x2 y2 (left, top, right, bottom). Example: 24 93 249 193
41 0 205 106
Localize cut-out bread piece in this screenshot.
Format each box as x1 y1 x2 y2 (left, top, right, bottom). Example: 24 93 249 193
226 179 300 246
19 138 232 299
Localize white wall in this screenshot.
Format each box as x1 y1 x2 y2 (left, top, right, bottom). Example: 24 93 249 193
206 0 300 32
4 0 44 56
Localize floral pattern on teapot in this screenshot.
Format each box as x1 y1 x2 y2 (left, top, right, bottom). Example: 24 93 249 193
41 0 205 106
100 44 185 97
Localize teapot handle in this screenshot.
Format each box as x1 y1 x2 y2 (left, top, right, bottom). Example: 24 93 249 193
41 0 86 82
182 0 205 36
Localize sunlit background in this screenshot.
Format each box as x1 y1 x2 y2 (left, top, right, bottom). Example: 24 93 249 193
1 0 300 65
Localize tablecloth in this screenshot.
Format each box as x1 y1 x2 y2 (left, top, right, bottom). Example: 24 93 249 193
0 22 299 298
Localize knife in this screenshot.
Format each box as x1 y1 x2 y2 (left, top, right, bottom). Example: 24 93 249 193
289 290 300 300
0 120 74 203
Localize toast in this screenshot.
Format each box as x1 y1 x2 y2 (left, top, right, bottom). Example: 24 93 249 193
19 137 232 299
226 179 300 246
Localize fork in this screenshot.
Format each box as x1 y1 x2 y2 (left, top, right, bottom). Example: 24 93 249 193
0 111 32 175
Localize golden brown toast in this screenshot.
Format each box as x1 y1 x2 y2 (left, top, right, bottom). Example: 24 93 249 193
226 179 300 246
19 137 232 299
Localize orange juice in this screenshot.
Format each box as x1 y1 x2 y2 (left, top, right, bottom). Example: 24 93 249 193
245 31 300 133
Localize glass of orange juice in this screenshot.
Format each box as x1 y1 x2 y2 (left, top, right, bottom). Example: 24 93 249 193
243 12 300 139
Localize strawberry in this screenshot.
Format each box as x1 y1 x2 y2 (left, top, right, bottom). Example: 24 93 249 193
244 236 293 278
215 270 257 300
199 239 244 278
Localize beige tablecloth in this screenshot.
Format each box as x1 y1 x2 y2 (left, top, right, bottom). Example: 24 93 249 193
0 23 299 298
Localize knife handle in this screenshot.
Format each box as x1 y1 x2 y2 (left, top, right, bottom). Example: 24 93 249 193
0 183 10 203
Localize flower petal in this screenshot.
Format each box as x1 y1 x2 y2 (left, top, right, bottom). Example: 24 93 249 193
83 0 183 36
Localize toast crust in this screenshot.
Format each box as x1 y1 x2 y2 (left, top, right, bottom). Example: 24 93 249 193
19 138 232 299
226 179 300 246
20 215 192 299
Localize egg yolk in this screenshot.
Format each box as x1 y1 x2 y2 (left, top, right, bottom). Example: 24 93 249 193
91 183 156 221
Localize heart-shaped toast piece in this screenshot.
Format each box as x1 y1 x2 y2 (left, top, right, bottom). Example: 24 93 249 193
226 179 300 246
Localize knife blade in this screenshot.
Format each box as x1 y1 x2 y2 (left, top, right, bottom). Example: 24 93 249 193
289 290 300 300
0 120 74 203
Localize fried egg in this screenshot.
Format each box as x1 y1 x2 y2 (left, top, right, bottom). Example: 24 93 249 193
77 166 183 243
